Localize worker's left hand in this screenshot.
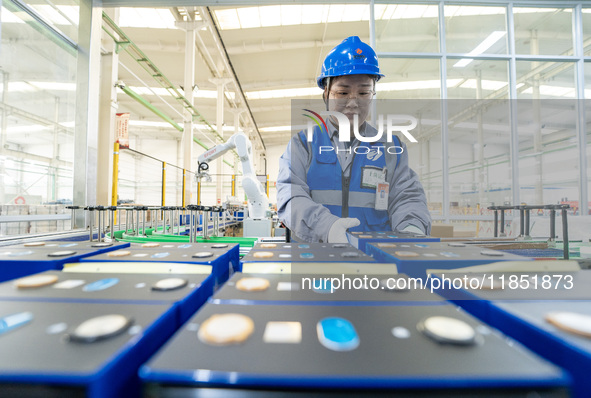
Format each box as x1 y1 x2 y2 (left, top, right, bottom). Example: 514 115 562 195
328 218 361 243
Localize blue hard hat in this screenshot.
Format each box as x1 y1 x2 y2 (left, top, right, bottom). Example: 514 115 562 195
317 36 385 89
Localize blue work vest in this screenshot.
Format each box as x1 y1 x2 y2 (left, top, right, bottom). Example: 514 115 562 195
299 127 400 232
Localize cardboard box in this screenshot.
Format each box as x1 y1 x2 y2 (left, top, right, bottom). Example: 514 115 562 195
430 224 454 238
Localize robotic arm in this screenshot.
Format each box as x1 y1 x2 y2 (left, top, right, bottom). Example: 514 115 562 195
197 132 269 220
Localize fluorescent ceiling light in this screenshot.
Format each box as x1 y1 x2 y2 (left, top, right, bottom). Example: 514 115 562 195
237 7 260 29
5 81 75 92
129 120 172 128
445 6 505 17
31 5 73 25
245 87 320 100
119 8 176 30
301 5 325 25
342 5 368 22
215 4 370 30
259 125 297 132
281 5 302 25
326 5 346 23
521 85 575 98
129 120 239 132
378 79 451 91
453 31 506 68
1 7 25 23
513 8 561 14
57 5 79 25
259 5 281 27
29 82 76 91
7 125 50 133
459 79 508 91
123 86 220 99
195 124 237 132
7 82 36 92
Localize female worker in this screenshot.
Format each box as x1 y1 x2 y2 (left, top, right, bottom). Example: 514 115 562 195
277 36 431 243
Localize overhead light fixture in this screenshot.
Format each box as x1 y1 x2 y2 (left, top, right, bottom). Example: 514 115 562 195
119 8 177 30
259 125 298 132
1 7 25 24
29 82 76 91
237 7 260 29
260 5 281 27
453 31 506 68
7 125 50 133
245 87 320 100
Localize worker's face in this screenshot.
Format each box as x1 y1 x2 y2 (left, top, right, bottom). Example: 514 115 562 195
326 74 375 129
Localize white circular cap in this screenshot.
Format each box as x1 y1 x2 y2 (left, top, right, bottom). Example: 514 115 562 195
546 311 591 337
24 242 46 247
108 250 131 257
15 274 59 288
192 252 214 258
142 243 160 248
70 314 132 342
480 249 504 257
198 313 254 345
236 277 270 292
253 251 274 258
420 316 477 344
46 322 68 335
152 278 188 291
394 251 420 257
47 250 76 257
91 242 113 248
392 326 411 339
212 244 228 248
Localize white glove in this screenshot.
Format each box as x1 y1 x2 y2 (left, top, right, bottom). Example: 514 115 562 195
328 218 361 243
401 224 425 235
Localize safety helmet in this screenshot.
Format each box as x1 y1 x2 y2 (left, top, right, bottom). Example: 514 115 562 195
316 36 384 89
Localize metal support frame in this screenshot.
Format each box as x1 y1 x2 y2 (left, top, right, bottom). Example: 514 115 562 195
438 2 450 222
573 4 589 216
161 162 166 207
73 0 101 229
179 17 198 206
111 142 119 225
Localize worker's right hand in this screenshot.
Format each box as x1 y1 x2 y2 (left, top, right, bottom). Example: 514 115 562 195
327 218 361 243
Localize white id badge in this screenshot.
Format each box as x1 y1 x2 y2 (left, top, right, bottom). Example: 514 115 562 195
361 167 387 189
375 182 389 211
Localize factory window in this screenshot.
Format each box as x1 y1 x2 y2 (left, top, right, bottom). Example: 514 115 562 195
583 8 591 56
375 4 439 53
513 7 573 56
0 0 82 236
375 2 589 235
515 61 578 207
444 5 507 55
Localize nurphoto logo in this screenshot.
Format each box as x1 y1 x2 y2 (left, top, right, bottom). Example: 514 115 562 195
303 109 418 143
